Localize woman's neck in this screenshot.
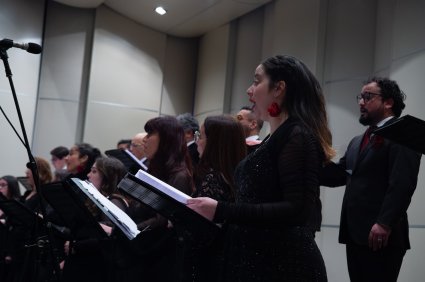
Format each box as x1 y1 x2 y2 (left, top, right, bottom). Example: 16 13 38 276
268 113 289 135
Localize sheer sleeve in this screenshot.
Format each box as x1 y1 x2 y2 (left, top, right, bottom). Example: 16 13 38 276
214 128 321 226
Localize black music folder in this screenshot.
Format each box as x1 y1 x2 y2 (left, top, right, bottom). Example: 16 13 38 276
68 178 140 240
105 149 147 174
17 176 32 191
118 170 220 245
373 115 425 154
39 181 108 240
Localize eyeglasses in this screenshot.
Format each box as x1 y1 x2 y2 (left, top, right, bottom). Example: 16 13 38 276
0 183 8 188
130 143 142 147
356 92 382 103
194 131 201 142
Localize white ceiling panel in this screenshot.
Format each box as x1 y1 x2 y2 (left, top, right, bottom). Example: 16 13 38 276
53 0 271 37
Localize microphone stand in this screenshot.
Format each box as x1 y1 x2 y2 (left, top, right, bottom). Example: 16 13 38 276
1 47 61 281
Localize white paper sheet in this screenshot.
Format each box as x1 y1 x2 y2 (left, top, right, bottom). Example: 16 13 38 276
135 169 192 204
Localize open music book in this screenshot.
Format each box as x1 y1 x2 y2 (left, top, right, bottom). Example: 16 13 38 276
105 149 148 173
134 169 192 204
125 149 148 170
71 178 140 240
118 170 220 246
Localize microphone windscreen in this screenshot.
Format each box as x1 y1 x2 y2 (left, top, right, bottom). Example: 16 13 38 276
27 43 42 54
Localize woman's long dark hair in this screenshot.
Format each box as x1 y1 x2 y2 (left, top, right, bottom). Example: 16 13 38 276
94 157 127 197
144 116 194 192
0 175 21 199
261 55 335 162
196 115 246 197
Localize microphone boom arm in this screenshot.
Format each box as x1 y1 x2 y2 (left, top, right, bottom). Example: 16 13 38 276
0 45 61 282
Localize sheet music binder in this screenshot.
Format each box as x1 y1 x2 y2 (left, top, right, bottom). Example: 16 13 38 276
17 176 32 191
69 178 140 240
373 115 425 154
105 149 147 173
39 181 108 240
118 171 220 245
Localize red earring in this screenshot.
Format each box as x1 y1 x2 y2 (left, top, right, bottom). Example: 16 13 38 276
267 102 281 117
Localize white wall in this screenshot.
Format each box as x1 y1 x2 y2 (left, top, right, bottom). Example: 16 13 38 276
194 24 230 123
30 2 198 159
83 5 167 151
0 0 44 177
32 1 94 161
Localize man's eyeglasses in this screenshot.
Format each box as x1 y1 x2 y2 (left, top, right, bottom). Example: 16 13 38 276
194 131 200 142
130 143 142 147
0 183 8 188
356 92 382 103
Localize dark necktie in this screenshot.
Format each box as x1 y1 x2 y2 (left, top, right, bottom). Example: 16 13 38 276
360 126 377 152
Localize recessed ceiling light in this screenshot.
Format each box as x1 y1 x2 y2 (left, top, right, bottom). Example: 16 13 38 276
155 6 167 15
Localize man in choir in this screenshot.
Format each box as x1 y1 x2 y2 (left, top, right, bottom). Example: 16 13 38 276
129 133 147 161
177 112 200 166
236 106 264 154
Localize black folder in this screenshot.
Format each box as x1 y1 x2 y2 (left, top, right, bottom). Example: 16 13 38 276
373 115 425 154
105 149 147 174
68 178 139 240
39 181 108 240
17 176 32 191
118 173 220 246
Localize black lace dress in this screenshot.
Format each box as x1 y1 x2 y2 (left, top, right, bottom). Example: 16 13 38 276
189 169 234 282
214 118 327 282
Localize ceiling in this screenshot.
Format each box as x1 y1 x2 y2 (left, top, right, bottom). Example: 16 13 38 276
52 0 272 38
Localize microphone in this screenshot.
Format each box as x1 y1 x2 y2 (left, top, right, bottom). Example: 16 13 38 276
0 38 42 54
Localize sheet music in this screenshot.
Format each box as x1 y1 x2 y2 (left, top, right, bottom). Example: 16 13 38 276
73 179 140 239
124 149 148 170
135 170 192 204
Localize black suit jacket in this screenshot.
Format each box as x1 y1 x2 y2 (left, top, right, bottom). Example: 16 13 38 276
187 142 199 166
321 118 421 250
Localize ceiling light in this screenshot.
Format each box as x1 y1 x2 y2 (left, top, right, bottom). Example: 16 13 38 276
155 6 167 15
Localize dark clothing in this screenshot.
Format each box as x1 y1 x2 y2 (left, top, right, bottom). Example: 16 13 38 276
62 194 129 282
188 142 200 167
246 143 260 155
346 244 405 282
214 118 327 281
321 117 422 281
194 168 233 202
128 168 193 282
191 168 233 282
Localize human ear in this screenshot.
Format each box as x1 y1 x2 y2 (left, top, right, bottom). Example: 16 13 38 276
384 98 394 110
273 81 286 97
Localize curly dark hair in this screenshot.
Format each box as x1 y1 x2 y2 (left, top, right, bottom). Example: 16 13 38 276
364 77 406 117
